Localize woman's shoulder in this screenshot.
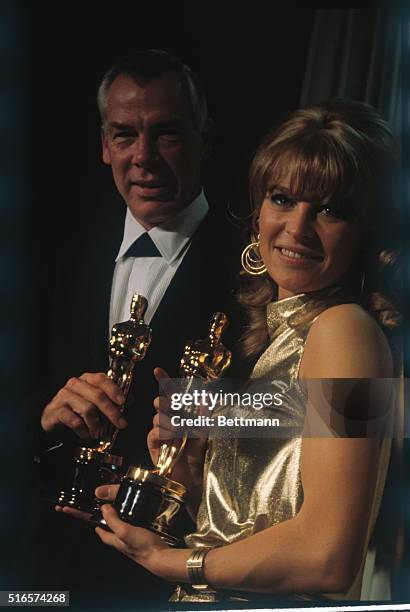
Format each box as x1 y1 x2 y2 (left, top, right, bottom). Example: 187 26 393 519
300 302 393 378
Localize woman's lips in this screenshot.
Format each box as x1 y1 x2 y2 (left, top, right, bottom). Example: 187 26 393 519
275 247 323 265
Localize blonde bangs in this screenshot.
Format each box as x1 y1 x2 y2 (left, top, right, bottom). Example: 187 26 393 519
257 135 367 214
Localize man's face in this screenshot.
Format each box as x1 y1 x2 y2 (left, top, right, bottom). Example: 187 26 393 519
102 73 207 229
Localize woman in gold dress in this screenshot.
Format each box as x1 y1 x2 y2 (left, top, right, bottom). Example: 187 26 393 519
93 99 401 601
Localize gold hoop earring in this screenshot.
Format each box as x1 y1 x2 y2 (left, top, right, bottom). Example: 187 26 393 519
241 235 267 276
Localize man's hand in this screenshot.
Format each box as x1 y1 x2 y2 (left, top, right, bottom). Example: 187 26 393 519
41 372 127 439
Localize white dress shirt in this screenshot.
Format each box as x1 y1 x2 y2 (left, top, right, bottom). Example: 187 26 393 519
109 191 209 329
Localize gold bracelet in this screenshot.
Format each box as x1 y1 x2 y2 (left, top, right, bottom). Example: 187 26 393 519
186 547 212 591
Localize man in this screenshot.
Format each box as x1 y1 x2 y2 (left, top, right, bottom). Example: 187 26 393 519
23 50 239 609
42 50 215 447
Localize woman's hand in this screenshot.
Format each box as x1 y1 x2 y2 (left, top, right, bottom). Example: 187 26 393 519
95 503 193 583
148 368 208 515
55 483 121 520
95 504 169 574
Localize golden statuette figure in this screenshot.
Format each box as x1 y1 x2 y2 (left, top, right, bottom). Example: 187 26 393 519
97 294 152 452
57 294 152 512
156 312 232 477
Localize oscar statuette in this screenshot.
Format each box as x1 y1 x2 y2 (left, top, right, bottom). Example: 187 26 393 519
96 313 231 545
56 294 152 513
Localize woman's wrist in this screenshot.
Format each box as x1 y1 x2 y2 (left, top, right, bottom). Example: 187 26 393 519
152 546 220 588
149 546 192 582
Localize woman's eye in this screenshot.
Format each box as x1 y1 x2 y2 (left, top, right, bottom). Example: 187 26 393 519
269 193 294 207
319 206 346 219
320 206 336 216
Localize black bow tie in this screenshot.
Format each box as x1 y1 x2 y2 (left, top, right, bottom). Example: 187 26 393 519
124 233 161 258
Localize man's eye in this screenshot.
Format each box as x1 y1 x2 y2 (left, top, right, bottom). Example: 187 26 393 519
112 132 134 142
158 132 182 143
269 193 295 207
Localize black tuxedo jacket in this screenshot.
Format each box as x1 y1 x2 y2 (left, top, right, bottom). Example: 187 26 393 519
20 206 242 609
45 209 240 462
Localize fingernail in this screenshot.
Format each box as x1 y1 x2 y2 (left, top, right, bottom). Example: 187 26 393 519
96 487 109 499
116 393 125 404
118 416 127 428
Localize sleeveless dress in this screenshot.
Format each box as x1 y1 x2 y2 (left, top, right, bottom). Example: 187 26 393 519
172 290 394 603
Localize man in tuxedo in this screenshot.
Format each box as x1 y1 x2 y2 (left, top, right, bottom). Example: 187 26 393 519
42 49 218 451
25 50 239 609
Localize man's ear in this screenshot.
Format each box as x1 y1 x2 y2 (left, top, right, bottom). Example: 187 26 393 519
101 126 111 165
201 118 215 161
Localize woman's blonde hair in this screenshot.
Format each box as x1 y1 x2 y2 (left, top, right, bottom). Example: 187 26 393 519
238 99 401 360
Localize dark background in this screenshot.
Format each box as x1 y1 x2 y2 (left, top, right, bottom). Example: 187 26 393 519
2 0 408 604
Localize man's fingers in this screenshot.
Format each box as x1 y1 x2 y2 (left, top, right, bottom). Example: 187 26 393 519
56 405 89 439
95 484 119 501
67 376 127 429
80 373 125 405
64 394 102 439
56 390 102 439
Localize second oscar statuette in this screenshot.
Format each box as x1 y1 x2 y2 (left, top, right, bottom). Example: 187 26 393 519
95 312 231 545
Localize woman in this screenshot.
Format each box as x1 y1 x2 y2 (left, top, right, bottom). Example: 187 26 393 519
94 99 401 601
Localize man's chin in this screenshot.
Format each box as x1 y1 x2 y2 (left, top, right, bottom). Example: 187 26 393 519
129 183 176 201
126 198 183 228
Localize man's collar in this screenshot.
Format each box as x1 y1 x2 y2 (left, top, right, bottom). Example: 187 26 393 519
116 190 209 263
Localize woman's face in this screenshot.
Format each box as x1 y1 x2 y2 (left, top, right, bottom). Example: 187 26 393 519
258 176 361 299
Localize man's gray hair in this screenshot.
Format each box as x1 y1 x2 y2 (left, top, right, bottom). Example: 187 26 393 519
97 49 208 132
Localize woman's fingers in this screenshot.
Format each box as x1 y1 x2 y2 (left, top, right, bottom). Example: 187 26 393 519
95 483 120 501
56 506 92 521
152 412 175 435
99 504 129 540
153 367 174 417
95 524 130 557
95 505 168 567
153 367 170 381
153 394 172 414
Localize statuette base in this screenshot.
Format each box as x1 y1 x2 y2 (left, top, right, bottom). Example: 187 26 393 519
56 447 123 514
91 465 186 546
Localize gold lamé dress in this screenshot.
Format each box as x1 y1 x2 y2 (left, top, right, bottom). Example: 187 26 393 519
174 290 393 603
